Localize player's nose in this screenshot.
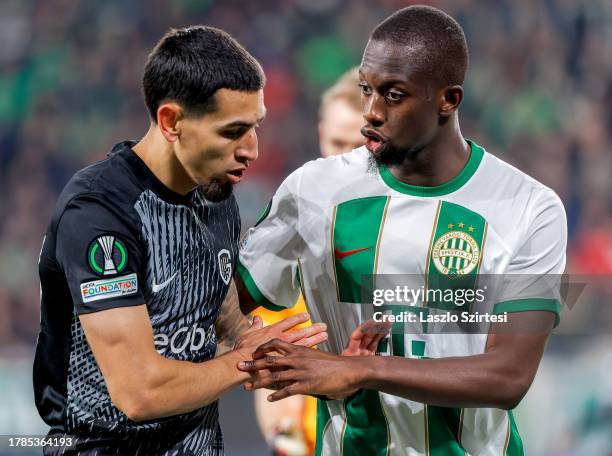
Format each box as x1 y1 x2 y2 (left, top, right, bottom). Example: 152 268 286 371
236 129 259 163
364 94 385 127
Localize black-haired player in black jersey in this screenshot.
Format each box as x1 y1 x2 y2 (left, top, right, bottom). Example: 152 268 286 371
34 26 327 455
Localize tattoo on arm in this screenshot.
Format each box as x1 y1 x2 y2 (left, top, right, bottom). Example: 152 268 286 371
215 280 252 355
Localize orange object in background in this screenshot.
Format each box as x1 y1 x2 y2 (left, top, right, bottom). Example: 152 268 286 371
253 295 317 455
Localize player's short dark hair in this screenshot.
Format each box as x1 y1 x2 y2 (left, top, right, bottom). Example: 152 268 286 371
371 5 468 88
143 26 265 121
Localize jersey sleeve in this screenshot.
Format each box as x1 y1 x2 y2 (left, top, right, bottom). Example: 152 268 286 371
492 189 567 325
56 195 145 315
237 169 305 311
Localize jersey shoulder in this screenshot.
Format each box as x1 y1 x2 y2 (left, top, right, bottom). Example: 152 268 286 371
61 150 143 207
477 150 564 213
289 147 375 200
50 147 145 238
298 146 370 179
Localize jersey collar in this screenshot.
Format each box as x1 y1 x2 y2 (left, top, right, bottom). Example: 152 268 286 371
378 139 484 197
115 140 197 206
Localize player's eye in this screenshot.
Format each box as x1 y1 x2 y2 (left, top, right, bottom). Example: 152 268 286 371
385 90 406 102
359 83 372 95
222 128 248 140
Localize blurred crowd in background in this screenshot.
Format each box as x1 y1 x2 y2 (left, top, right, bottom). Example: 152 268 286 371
0 0 611 455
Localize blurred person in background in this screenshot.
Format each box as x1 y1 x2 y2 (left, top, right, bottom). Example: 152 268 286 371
33 25 327 455
318 67 364 158
252 66 363 456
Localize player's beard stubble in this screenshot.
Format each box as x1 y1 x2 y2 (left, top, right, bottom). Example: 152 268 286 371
202 179 233 202
367 141 420 175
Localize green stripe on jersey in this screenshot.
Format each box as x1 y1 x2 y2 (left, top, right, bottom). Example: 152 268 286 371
254 199 272 226
332 196 390 455
505 411 524 455
415 343 465 455
493 298 560 327
426 406 466 456
343 390 389 456
426 201 487 311
332 196 389 303
314 399 331 456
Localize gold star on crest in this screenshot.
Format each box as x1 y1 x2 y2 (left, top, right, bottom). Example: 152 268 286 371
447 223 454 229
468 226 475 232
458 222 465 228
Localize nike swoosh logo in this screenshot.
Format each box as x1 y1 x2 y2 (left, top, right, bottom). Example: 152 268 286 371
334 246 372 260
152 272 178 293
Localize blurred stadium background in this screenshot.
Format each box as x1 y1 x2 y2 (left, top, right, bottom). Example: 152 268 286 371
1 0 611 455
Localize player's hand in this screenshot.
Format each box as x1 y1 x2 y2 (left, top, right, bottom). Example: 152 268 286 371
341 320 391 357
238 339 362 401
233 313 327 362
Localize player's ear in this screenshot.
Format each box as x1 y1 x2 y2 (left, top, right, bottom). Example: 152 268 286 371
439 85 463 118
157 102 184 142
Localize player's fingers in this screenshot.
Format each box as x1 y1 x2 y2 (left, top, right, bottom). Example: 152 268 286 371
244 374 290 391
238 355 294 372
244 380 291 391
346 319 386 345
281 322 327 343
358 332 376 350
365 333 386 353
269 312 310 332
361 321 391 352
341 322 370 355
250 315 263 330
245 369 301 390
349 324 366 341
268 383 302 402
292 331 328 347
344 337 361 354
243 367 271 388
252 338 296 359
361 319 392 335
379 321 392 333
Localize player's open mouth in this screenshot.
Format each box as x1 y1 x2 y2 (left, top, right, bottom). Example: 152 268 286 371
226 168 245 184
361 127 387 154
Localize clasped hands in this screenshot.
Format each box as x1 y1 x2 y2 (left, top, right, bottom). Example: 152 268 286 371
235 316 390 402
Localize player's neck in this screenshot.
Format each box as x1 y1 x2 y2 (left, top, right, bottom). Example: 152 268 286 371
388 120 469 188
133 128 197 196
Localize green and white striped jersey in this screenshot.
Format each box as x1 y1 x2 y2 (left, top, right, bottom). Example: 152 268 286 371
238 140 566 456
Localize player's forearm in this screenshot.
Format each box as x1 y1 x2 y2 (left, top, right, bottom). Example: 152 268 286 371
117 350 249 421
216 311 251 355
216 279 252 355
357 352 530 410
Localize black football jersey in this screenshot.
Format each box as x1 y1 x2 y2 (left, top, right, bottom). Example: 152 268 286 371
34 141 240 455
